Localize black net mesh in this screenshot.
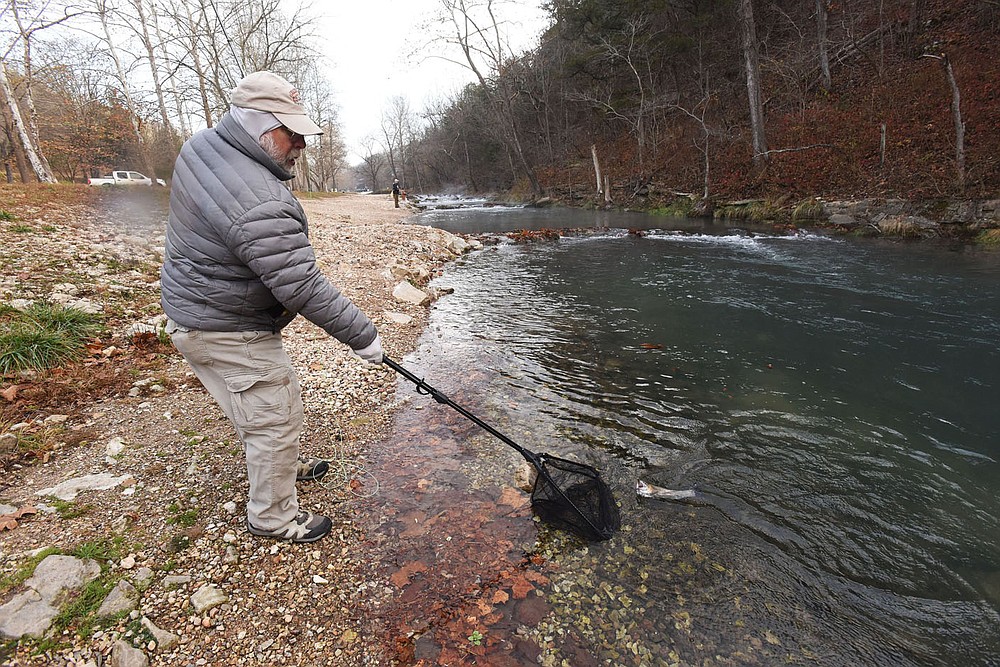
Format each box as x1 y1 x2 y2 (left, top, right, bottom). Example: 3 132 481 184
530 455 620 541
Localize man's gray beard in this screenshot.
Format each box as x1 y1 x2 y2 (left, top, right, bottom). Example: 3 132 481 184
258 133 292 170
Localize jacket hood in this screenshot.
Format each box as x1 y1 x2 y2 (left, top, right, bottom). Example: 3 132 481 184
216 112 295 182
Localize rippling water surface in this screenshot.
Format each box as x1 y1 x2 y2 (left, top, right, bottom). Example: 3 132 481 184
407 208 1000 665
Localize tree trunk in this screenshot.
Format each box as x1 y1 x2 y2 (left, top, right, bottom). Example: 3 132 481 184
880 123 887 169
10 3 56 182
152 2 189 136
941 56 966 189
0 61 55 182
737 0 768 166
923 53 965 189
0 86 31 182
184 0 214 128
591 144 603 196
131 0 172 131
702 133 710 200
816 0 831 91
297 151 311 192
96 0 153 174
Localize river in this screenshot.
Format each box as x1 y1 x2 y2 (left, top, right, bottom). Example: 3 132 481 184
399 203 1000 666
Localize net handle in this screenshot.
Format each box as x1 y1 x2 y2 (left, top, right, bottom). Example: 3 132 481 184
384 355 542 467
385 355 615 541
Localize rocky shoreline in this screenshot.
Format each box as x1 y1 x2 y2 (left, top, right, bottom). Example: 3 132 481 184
816 197 1000 239
3 186 997 667
0 191 480 666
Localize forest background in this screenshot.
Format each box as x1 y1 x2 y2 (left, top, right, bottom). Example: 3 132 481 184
0 0 997 210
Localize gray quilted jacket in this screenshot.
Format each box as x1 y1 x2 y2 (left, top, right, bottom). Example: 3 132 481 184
160 113 376 349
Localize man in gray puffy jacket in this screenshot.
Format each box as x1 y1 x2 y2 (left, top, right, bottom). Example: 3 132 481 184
160 71 383 543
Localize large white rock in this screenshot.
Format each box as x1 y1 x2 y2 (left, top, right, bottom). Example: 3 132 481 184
383 311 413 325
0 555 101 639
111 639 149 667
190 583 228 613
392 281 430 306
98 580 139 617
141 616 180 651
36 473 135 501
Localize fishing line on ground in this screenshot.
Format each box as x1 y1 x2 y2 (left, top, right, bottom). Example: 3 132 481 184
308 402 398 500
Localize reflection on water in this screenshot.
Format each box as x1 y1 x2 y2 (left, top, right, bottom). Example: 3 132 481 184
413 203 725 234
405 213 1000 666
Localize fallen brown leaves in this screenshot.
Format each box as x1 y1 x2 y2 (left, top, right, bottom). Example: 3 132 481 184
0 505 37 531
507 228 561 243
390 560 429 588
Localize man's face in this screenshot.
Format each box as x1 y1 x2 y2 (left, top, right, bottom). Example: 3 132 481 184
260 126 306 170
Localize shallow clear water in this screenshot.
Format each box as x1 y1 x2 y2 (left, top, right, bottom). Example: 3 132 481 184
407 208 1000 665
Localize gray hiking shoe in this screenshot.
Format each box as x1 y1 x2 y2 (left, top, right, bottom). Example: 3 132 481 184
247 511 332 543
296 455 330 482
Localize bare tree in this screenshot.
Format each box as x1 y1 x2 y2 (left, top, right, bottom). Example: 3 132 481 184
310 118 346 191
922 52 965 189
123 0 174 134
435 0 542 196
175 0 216 127
0 0 80 182
381 96 412 186
0 61 51 181
593 16 654 169
737 0 767 166
358 135 385 191
151 0 189 136
296 65 343 192
816 0 831 91
93 0 155 175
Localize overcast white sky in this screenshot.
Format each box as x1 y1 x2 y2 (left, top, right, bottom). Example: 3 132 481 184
309 0 548 163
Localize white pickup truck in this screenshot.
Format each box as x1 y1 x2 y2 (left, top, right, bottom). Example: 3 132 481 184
87 170 166 187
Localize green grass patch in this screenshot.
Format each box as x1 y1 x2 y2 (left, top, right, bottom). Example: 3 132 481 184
9 224 32 233
0 547 61 595
650 198 695 217
71 537 124 562
792 198 824 220
125 617 156 647
0 303 102 375
714 200 780 221
166 508 199 527
50 576 115 636
2 537 130 653
46 497 94 520
0 209 16 221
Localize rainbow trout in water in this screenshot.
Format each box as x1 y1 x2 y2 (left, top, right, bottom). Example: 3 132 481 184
636 480 697 501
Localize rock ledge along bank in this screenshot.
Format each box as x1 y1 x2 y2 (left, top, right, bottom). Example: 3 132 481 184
0 192 482 667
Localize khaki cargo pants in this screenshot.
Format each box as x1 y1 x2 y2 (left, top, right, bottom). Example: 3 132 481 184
166 320 303 530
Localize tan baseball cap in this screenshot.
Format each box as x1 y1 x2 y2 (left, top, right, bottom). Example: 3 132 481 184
231 71 323 136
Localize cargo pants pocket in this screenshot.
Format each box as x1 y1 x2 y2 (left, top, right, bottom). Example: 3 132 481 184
224 369 295 430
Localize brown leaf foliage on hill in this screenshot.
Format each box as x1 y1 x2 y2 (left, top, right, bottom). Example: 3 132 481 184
414 0 1000 203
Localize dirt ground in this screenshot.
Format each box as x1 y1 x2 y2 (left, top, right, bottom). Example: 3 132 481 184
0 190 480 666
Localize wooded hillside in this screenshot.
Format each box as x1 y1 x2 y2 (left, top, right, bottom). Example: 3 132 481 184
401 0 1000 206
1 0 996 207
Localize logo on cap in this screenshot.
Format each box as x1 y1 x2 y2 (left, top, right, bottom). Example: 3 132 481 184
289 89 301 104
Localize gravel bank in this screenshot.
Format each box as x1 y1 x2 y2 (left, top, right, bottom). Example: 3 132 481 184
0 192 477 666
